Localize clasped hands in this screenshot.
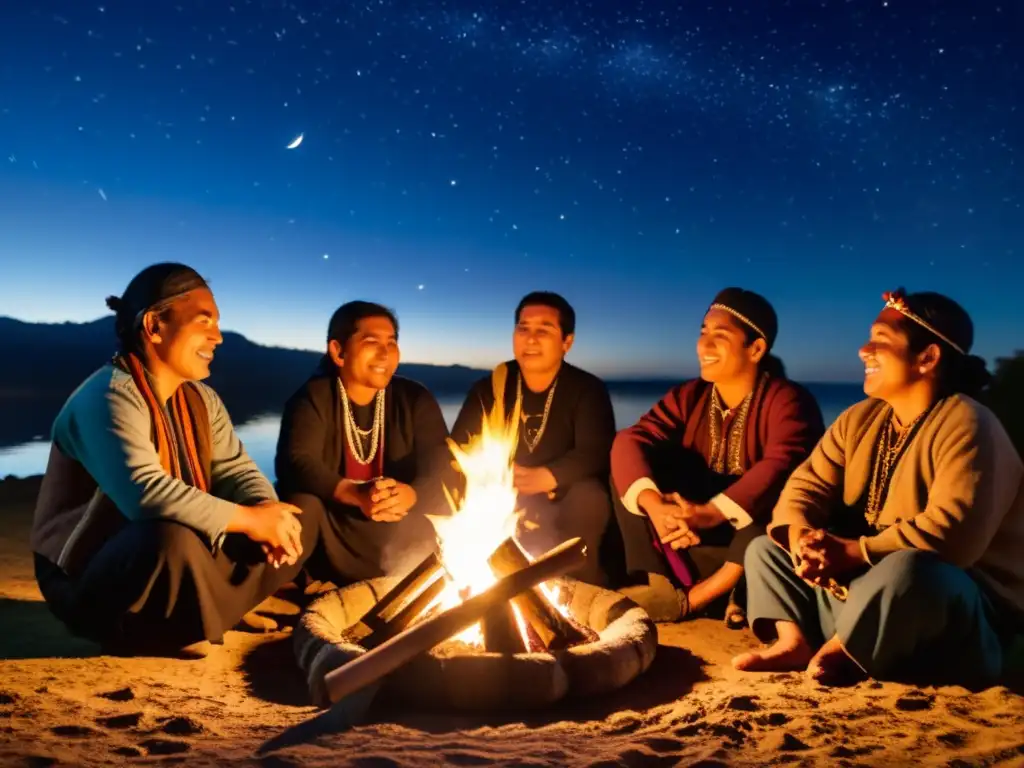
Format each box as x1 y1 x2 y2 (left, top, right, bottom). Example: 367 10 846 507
789 527 867 589
229 499 304 569
513 464 558 498
639 489 727 550
357 477 417 522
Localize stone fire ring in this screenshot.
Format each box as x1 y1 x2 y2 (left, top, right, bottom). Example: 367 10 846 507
294 577 658 711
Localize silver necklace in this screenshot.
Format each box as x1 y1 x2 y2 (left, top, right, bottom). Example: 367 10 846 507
516 374 557 453
338 379 385 465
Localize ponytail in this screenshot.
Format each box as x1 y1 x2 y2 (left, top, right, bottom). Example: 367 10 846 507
947 354 992 399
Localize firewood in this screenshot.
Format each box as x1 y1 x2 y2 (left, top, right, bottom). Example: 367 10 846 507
323 537 587 705
481 600 527 654
360 573 448 650
487 538 589 651
345 551 443 644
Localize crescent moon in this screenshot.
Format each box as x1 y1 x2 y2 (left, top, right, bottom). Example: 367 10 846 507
286 133 304 150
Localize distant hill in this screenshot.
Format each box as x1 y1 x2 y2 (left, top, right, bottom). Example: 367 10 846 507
0 316 685 449
0 316 489 447
0 315 489 399
0 316 880 454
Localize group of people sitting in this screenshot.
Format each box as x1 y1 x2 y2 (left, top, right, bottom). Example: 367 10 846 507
30 262 1023 689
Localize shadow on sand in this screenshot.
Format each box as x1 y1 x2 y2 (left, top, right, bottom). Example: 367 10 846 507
255 642 710 755
240 633 311 708
0 597 101 660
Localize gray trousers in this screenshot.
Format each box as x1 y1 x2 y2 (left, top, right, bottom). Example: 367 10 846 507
745 535 1007 688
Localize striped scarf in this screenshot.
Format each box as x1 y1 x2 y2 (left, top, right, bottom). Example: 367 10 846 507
115 353 212 491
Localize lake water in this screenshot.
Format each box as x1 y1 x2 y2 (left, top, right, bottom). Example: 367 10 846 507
0 385 862 480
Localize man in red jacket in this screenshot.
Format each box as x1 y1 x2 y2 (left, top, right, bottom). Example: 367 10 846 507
610 288 824 624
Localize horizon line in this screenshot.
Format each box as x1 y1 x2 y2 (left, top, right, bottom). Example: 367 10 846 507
0 313 871 385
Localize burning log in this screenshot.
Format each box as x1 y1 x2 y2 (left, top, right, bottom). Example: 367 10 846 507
481 601 527 654
487 538 592 651
345 552 444 646
323 536 587 705
360 573 448 650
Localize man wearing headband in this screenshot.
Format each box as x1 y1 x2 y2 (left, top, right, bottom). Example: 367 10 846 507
611 288 824 625
275 301 450 584
735 289 1023 688
31 263 319 658
449 291 616 585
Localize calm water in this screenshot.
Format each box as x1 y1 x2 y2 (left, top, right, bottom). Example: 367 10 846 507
0 385 861 480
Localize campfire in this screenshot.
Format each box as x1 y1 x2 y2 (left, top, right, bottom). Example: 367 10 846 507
294 385 658 712
342 389 596 656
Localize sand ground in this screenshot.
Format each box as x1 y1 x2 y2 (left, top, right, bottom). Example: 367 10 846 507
2 475 1023 767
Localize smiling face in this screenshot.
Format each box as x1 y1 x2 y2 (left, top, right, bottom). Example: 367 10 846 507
696 308 765 384
142 288 223 383
513 304 574 376
859 307 938 400
331 315 400 391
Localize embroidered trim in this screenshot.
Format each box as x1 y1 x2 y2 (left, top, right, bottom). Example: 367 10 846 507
707 373 765 475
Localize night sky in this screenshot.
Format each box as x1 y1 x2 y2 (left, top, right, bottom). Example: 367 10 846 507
1 1 1020 381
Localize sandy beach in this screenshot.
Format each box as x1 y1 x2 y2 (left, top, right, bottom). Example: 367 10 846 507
1 475 1022 767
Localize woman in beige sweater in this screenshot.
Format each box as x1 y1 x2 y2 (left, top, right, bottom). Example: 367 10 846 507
733 289 1023 687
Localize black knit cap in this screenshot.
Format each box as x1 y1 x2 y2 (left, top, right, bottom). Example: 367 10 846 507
709 287 779 349
105 263 209 344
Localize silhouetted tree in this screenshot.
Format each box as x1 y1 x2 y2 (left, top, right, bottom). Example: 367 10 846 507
982 350 1024 457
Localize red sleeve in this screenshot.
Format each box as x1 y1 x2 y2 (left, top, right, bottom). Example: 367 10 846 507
611 383 691 493
720 383 825 523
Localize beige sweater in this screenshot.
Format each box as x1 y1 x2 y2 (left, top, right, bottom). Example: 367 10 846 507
769 395 1024 620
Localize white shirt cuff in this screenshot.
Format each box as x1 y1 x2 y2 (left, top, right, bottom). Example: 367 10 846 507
621 477 660 516
712 493 753 529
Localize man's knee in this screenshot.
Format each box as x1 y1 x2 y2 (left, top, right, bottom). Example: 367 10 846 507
284 492 328 516
873 549 965 598
744 533 784 572
562 478 613 517
125 520 208 560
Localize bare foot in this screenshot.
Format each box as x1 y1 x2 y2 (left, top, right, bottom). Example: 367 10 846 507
103 638 215 660
177 640 215 660
732 638 815 672
806 634 865 685
236 611 279 633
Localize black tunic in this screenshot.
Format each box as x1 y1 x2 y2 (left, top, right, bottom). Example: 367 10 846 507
274 373 451 582
450 360 616 493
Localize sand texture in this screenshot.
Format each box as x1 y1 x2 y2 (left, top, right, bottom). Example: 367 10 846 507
2 475 1023 767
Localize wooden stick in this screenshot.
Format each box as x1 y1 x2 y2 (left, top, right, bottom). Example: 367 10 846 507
481 600 527 654
345 552 443 644
323 537 587 704
487 538 589 651
360 573 448 649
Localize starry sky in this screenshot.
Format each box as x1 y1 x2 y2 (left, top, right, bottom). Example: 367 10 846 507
1 1 1020 381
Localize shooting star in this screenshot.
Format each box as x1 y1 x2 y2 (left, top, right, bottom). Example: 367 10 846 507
286 132 304 149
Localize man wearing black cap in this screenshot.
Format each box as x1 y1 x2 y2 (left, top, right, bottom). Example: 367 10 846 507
275 301 450 585
610 288 824 624
31 263 319 658
735 289 1023 689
